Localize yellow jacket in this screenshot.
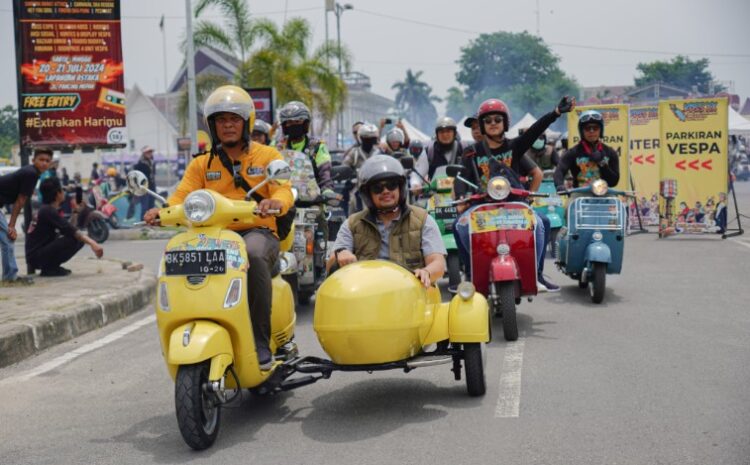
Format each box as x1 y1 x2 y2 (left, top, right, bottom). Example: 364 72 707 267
168 143 294 235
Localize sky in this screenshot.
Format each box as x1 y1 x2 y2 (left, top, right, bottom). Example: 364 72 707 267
1 0 749 115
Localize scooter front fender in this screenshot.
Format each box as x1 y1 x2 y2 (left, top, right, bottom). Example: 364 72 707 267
490 254 520 282
448 293 490 343
167 321 234 368
547 212 563 229
584 242 612 265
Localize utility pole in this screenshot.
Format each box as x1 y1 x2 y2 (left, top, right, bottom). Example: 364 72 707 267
334 3 352 148
185 0 199 154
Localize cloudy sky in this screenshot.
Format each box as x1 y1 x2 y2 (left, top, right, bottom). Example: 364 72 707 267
1 0 748 113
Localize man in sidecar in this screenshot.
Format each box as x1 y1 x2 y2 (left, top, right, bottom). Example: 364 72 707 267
327 155 446 288
143 85 293 370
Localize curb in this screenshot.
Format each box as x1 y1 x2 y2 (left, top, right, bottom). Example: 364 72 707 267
0 272 157 369
107 227 180 241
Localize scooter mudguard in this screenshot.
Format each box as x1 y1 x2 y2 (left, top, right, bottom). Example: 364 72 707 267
489 254 520 283
547 212 563 229
448 293 490 343
167 321 233 368
584 242 612 266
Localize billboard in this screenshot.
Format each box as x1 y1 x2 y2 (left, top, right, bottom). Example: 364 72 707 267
247 87 275 125
629 105 660 226
13 0 127 148
658 98 728 236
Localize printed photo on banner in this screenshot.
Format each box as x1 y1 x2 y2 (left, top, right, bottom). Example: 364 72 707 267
658 98 728 237
629 105 660 226
567 104 630 191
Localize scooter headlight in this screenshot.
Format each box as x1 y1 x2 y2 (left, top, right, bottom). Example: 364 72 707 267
279 251 298 275
496 244 511 255
183 190 216 223
158 281 170 311
487 176 511 200
457 282 476 301
547 205 556 213
591 179 609 196
592 231 603 241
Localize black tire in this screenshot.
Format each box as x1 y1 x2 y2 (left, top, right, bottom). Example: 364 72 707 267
282 273 299 307
87 217 109 243
498 282 518 341
463 343 486 397
447 251 462 288
108 215 119 229
549 228 559 259
578 277 587 289
175 362 221 450
298 290 312 306
590 262 606 304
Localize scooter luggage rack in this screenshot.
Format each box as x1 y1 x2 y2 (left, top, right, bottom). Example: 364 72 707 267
573 197 624 230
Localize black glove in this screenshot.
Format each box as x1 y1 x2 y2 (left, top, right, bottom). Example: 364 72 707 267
557 96 573 114
589 151 604 163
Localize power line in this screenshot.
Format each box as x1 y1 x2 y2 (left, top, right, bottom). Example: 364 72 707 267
354 8 750 59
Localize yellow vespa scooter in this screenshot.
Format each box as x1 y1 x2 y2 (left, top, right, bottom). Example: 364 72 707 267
127 161 299 450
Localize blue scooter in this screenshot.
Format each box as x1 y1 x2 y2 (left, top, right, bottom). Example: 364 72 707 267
555 179 632 303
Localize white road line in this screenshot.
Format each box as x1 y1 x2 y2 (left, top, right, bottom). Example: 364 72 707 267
495 340 525 418
729 238 750 252
0 314 155 386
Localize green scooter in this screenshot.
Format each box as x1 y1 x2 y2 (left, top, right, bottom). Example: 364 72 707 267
533 170 566 257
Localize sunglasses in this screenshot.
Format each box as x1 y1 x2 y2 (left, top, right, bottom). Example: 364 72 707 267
482 115 504 125
371 179 400 194
582 125 601 132
579 113 603 124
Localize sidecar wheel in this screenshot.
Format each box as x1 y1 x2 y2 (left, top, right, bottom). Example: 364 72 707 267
175 362 221 450
87 217 109 243
498 282 518 341
463 343 486 397
590 262 606 304
447 251 462 288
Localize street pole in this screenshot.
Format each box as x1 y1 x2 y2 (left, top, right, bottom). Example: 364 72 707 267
334 3 352 148
185 0 199 154
161 15 173 186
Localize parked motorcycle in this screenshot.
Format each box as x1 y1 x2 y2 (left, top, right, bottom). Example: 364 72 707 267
127 160 490 451
555 179 632 303
449 165 547 341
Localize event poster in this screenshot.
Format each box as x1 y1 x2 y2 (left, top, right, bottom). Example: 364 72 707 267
567 104 630 191
658 98 728 236
13 0 127 148
629 105 660 226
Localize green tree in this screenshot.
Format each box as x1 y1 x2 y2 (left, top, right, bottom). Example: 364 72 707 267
635 55 721 94
244 17 349 130
0 106 19 159
455 31 578 120
445 86 471 121
391 69 441 133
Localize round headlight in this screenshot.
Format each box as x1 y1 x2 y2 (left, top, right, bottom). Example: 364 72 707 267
183 190 216 223
457 282 475 301
487 176 511 200
592 231 603 241
591 179 609 196
496 243 511 255
547 205 556 213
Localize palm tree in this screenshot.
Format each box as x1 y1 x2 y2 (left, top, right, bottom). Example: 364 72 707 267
392 70 441 133
243 17 350 133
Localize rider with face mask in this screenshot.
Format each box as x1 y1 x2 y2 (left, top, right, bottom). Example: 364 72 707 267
384 127 407 158
520 129 558 171
342 123 381 213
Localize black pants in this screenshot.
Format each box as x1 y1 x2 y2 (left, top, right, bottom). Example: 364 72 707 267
242 229 280 352
29 235 83 272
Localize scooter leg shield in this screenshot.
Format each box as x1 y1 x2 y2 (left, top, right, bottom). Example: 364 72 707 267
448 293 490 343
167 321 234 368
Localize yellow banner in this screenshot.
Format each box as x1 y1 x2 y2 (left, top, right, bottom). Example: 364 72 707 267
567 104 630 191
470 207 534 233
629 105 660 226
658 98 728 236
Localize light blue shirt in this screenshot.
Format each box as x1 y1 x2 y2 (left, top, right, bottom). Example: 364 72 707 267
333 209 447 260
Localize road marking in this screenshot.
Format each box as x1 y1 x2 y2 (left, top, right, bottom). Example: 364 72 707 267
0 314 155 386
729 238 750 252
494 340 525 418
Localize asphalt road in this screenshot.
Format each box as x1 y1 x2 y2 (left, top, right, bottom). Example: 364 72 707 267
2 183 750 465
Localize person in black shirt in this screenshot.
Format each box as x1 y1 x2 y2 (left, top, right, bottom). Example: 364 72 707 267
26 178 104 277
0 149 52 284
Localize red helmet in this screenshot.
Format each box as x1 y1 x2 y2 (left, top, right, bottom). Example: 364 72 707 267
477 98 510 135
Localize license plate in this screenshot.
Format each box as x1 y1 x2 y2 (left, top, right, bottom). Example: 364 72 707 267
434 206 458 220
165 250 226 275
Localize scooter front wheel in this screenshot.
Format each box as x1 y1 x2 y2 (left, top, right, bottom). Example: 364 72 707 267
447 251 462 288
497 282 518 341
590 262 606 304
175 362 221 450
463 343 486 397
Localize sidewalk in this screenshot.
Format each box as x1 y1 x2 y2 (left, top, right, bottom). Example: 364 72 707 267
0 256 156 368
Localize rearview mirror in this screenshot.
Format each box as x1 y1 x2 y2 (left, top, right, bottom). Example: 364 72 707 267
126 171 149 197
399 155 415 171
266 160 292 184
445 164 466 178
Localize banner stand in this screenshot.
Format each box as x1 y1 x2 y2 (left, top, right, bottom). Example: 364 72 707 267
722 177 744 239
628 172 649 235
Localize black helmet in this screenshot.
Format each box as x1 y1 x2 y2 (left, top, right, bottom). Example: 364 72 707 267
358 155 407 210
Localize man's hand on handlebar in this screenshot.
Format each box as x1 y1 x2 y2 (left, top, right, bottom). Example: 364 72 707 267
257 198 284 217
143 207 161 226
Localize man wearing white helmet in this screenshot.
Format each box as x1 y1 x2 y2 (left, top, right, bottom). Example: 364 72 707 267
342 122 382 214
418 116 464 180
144 85 293 370
328 155 446 288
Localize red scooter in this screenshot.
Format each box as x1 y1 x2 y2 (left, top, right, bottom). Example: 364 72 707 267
449 167 546 341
